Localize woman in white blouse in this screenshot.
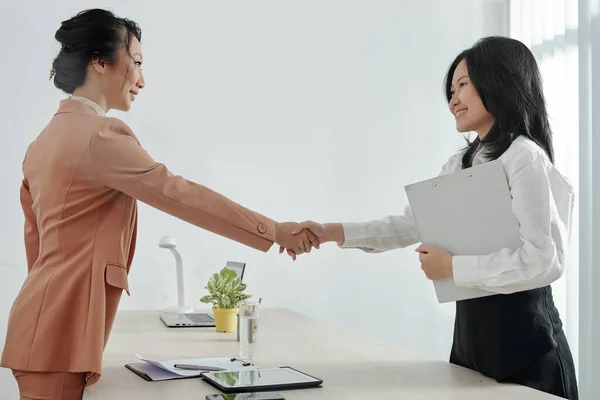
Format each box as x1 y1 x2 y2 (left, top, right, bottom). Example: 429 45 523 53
290 36 578 399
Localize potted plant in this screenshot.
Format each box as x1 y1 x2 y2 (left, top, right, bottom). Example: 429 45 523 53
200 267 252 332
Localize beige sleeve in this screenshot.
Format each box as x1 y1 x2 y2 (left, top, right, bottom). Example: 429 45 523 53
89 119 276 252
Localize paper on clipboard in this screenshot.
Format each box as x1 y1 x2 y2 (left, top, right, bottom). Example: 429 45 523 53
133 352 253 376
404 159 523 303
126 352 256 381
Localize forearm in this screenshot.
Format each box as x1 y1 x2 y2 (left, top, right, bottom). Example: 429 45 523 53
336 212 420 253
124 165 277 250
323 223 345 245
452 240 562 293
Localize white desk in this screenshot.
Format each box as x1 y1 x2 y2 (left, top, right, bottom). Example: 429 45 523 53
76 309 560 399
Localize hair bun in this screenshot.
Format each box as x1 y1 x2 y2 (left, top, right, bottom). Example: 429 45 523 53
55 24 78 49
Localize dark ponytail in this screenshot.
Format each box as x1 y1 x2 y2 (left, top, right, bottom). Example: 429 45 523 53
51 9 142 94
444 36 554 169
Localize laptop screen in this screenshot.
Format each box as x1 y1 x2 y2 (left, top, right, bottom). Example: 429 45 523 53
225 261 246 281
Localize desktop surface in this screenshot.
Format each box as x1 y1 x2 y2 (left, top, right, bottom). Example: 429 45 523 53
1 309 562 399
94 309 562 399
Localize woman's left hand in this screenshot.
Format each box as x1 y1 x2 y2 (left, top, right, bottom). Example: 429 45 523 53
415 245 454 280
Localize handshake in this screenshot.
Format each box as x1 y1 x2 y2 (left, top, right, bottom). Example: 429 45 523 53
273 221 344 260
273 220 454 280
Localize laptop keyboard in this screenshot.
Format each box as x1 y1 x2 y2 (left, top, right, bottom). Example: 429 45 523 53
185 313 215 323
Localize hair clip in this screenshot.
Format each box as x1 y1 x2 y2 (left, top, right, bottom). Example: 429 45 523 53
49 67 56 81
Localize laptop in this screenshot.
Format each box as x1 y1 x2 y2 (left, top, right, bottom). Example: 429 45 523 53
159 261 246 328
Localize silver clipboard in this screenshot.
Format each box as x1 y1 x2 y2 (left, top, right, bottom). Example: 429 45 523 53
404 159 523 302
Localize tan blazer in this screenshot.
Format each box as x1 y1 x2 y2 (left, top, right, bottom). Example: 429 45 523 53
0 99 276 385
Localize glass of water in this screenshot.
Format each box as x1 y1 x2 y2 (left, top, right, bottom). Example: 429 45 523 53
238 300 259 361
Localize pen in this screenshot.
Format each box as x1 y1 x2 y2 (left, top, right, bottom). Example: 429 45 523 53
173 364 226 371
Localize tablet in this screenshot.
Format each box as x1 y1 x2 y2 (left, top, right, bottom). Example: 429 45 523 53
201 367 323 393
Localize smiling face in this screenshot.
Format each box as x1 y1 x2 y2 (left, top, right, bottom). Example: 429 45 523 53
448 59 494 138
103 35 145 111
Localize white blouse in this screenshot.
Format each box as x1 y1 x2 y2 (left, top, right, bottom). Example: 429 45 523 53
70 96 106 117
340 136 575 294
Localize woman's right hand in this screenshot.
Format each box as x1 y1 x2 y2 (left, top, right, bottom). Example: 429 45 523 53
291 221 326 242
274 222 320 260
292 221 345 245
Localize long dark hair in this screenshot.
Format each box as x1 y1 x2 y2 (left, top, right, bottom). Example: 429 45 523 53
444 36 554 169
51 9 142 94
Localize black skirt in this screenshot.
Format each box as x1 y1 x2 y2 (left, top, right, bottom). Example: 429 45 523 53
449 286 578 399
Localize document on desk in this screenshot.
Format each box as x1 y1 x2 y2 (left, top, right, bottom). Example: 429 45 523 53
404 159 523 303
125 352 255 381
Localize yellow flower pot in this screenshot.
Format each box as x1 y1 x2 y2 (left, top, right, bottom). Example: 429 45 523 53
213 307 238 333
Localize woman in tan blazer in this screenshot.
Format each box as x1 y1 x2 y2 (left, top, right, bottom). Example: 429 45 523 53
1 9 317 400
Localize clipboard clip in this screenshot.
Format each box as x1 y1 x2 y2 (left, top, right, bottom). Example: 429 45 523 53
230 357 253 366
433 173 472 187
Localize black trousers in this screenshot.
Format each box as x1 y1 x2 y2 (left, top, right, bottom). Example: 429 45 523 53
450 286 578 399
499 329 578 400
451 327 578 399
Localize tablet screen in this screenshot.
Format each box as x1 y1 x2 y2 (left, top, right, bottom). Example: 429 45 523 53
204 367 320 388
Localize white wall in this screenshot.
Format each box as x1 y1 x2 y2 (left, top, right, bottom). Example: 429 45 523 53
0 0 508 371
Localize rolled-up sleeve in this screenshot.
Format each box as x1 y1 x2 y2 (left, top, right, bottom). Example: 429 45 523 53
339 205 420 252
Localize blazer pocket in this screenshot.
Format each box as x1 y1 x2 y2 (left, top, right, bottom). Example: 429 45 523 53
105 263 130 296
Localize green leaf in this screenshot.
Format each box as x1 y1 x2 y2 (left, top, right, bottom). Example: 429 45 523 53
221 294 232 309
220 268 236 280
200 295 212 303
231 276 241 288
239 294 252 302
